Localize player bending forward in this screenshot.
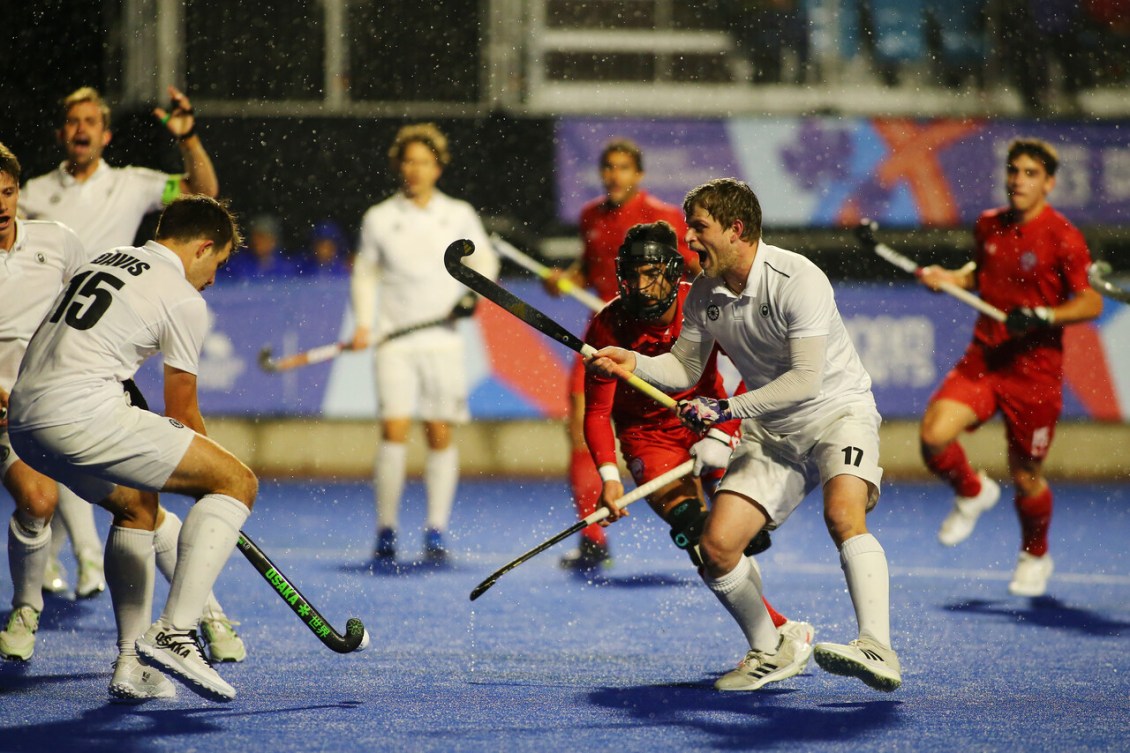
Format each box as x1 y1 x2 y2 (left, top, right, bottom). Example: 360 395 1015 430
585 220 813 690
591 179 901 692
8 195 253 702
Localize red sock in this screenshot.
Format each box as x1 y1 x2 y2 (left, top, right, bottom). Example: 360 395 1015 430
1015 486 1053 556
761 597 787 629
922 441 981 498
569 448 605 545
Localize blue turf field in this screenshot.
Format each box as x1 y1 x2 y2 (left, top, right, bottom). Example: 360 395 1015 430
1 477 1128 752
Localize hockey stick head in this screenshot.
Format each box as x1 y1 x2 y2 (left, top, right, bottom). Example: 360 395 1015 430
856 218 879 249
258 346 278 373
444 238 476 274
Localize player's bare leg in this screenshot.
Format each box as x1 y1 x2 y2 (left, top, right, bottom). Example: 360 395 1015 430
813 475 901 691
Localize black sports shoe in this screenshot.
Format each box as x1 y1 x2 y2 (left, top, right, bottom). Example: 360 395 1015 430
559 538 611 571
373 528 396 561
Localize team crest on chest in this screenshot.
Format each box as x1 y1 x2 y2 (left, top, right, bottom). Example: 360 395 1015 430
1020 251 1037 271
760 303 770 317
36 253 46 264
707 304 721 321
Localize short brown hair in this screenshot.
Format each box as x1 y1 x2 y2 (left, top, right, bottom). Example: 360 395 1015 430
0 142 21 182
600 138 644 172
683 178 762 242
61 86 112 129
388 123 450 170
1007 138 1059 177
156 195 243 252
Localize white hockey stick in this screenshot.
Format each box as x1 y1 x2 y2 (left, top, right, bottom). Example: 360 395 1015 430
1089 261 1130 304
490 234 606 313
468 459 694 601
856 220 1006 323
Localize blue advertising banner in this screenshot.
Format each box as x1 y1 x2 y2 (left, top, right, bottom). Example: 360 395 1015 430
132 278 1128 422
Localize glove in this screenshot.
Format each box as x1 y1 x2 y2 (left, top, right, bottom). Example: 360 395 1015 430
451 292 478 319
690 429 736 476
677 396 732 434
1005 306 1054 335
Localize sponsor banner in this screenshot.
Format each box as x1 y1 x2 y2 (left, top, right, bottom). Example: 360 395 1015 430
556 117 1130 227
132 278 1126 421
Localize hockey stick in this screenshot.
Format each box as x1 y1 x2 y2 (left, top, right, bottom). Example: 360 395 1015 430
445 239 676 410
236 532 369 653
490 234 605 313
469 459 694 601
1089 261 1130 304
258 293 478 373
856 220 1007 323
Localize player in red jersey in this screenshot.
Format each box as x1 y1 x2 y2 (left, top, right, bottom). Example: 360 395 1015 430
584 220 813 690
917 137 1102 597
545 138 699 569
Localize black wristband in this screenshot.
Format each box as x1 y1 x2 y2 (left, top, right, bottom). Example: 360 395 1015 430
176 125 197 142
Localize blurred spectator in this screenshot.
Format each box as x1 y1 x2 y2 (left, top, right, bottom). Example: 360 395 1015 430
722 1 811 84
297 220 351 277
223 213 299 281
1000 0 1097 114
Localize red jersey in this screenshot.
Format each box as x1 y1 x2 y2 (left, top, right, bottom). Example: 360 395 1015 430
583 283 736 468
971 205 1093 369
578 190 693 301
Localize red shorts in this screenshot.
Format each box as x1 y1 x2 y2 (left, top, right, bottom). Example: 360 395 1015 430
618 423 723 486
932 344 1062 462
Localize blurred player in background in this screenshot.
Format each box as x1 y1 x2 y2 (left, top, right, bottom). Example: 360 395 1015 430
585 220 813 690
917 137 1102 597
545 138 698 570
19 85 221 609
349 123 498 565
591 179 901 692
8 196 251 701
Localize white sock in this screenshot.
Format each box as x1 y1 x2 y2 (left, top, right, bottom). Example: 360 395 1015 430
840 533 892 647
424 447 458 532
375 442 407 530
55 483 103 561
8 513 51 613
48 514 66 562
104 525 155 657
161 494 250 630
154 508 225 619
703 555 778 653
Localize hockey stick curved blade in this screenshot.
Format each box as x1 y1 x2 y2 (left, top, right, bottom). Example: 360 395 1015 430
236 532 367 653
469 459 694 601
445 239 676 409
1089 261 1130 304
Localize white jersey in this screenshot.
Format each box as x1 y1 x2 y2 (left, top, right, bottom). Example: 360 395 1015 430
9 240 207 431
0 219 88 391
664 241 874 436
21 161 176 254
353 190 497 347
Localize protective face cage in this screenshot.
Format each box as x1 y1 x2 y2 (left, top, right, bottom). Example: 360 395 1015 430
615 240 684 320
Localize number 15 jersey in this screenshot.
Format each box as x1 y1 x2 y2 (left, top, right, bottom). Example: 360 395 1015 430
10 240 207 431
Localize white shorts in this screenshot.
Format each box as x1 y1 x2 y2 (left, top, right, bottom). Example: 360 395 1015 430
9 396 196 503
375 341 469 423
718 401 884 529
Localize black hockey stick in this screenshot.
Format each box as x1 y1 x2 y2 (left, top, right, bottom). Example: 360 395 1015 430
259 292 477 372
236 532 369 653
444 239 676 409
856 219 1006 322
469 460 694 601
1089 261 1130 304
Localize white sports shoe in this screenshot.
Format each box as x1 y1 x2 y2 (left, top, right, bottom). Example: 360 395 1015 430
136 619 235 701
109 654 177 702
0 605 40 661
75 551 106 599
714 633 807 691
43 558 69 595
938 472 1000 546
201 615 247 663
1009 551 1054 597
814 634 902 692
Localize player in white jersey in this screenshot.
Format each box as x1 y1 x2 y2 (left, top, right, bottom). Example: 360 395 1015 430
0 143 89 662
18 86 241 661
590 178 901 693
9 195 252 702
349 123 498 564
